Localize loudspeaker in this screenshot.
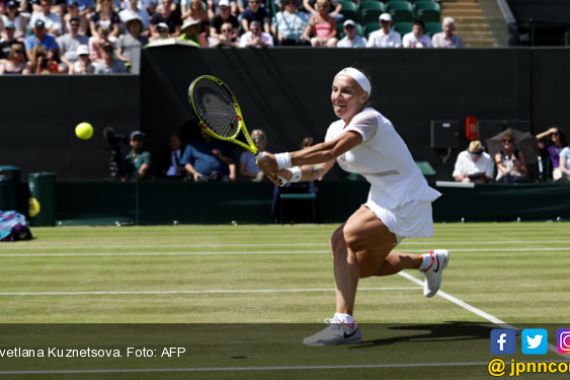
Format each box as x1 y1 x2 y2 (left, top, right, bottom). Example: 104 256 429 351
430 120 461 149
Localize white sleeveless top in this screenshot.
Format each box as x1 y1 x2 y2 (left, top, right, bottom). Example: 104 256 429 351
325 107 441 210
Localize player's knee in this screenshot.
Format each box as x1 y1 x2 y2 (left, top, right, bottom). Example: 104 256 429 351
330 227 344 256
342 224 361 253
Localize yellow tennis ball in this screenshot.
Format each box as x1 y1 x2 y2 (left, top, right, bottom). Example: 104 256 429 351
75 122 94 140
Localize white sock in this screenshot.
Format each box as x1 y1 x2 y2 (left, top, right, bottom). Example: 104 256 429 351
419 252 434 272
333 312 355 324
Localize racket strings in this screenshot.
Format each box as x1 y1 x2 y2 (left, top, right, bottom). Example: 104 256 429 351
193 80 238 138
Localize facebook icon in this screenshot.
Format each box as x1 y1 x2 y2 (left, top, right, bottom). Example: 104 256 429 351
491 329 517 355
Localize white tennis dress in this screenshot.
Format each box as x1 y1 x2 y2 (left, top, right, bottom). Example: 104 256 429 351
325 107 441 238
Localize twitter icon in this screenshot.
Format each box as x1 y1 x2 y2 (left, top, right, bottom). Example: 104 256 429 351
522 329 548 355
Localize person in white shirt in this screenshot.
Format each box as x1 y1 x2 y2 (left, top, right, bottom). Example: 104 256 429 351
432 17 464 48
30 0 63 36
452 140 494 183
257 67 448 346
402 20 432 48
366 12 401 48
240 20 273 48
336 19 366 48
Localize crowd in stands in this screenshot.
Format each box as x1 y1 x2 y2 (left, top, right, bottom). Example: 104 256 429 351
0 0 463 74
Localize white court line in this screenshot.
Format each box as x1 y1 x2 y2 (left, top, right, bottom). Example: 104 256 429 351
0 361 488 375
0 287 417 297
398 271 570 359
2 239 570 250
1 247 570 258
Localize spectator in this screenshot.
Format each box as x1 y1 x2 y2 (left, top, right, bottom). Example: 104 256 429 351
210 0 238 40
181 0 206 23
68 44 95 73
119 0 150 31
182 129 237 182
452 140 494 184
23 45 51 74
302 0 341 18
0 42 26 74
239 20 272 47
0 20 19 59
240 0 270 35
337 19 365 48
150 0 182 37
124 130 151 180
367 13 401 48
206 0 237 20
179 18 206 46
239 129 266 181
402 20 431 48
88 22 115 61
494 132 528 183
64 1 90 36
559 143 570 182
272 0 309 46
164 133 185 177
432 17 463 48
1 0 28 40
57 16 88 69
302 0 336 47
301 136 314 149
210 21 237 47
24 20 59 61
117 13 148 64
30 0 63 36
93 41 127 73
89 0 121 38
536 127 567 179
148 21 169 40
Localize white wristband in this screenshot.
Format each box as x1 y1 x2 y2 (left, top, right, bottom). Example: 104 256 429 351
275 152 292 170
289 166 302 183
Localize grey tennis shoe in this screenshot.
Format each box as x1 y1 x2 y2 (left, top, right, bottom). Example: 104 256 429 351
303 318 362 346
423 249 449 298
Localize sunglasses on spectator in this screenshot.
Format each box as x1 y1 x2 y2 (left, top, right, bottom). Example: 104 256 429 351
503 139 513 143
345 25 354 29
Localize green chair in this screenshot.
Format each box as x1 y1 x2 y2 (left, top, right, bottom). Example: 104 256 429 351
338 0 359 22
424 21 442 35
393 21 412 35
414 1 440 23
385 1 413 23
364 21 380 37
359 1 385 24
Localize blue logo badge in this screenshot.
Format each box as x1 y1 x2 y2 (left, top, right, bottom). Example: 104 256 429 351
522 329 548 355
491 329 516 355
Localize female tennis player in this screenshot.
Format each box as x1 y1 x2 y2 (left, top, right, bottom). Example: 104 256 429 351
257 67 449 346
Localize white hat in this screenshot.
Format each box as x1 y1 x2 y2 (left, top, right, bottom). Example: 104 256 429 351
76 45 89 55
379 13 392 22
343 19 355 27
123 11 142 24
219 0 230 6
181 18 201 31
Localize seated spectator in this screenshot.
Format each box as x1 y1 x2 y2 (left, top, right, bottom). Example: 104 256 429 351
559 143 570 182
367 13 401 48
182 129 237 182
30 0 63 36
88 22 116 61
452 140 493 184
495 132 528 183
536 126 567 179
239 20 273 47
337 19 365 48
1 0 28 40
0 20 19 59
179 18 206 46
68 44 95 73
402 20 431 48
206 0 238 20
0 42 26 74
23 44 51 74
93 41 127 73
148 22 170 41
164 133 185 177
64 0 92 36
117 13 148 65
124 130 151 180
90 0 122 39
240 0 270 35
181 0 207 23
302 0 341 18
210 21 238 47
302 0 337 47
57 16 88 70
24 20 59 61
119 0 150 32
432 17 463 48
272 0 309 46
210 0 238 40
150 0 182 37
239 129 266 181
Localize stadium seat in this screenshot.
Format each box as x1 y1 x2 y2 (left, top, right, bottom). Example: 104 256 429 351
364 21 380 37
359 1 385 24
385 1 413 23
414 1 441 23
394 21 412 35
338 0 359 22
424 21 442 35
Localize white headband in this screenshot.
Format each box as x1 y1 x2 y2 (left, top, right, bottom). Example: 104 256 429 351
335 67 371 97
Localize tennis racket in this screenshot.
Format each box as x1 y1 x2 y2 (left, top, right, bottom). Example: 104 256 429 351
188 75 260 157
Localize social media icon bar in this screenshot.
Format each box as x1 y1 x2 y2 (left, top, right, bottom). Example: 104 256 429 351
522 329 548 355
491 329 517 355
557 329 570 354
